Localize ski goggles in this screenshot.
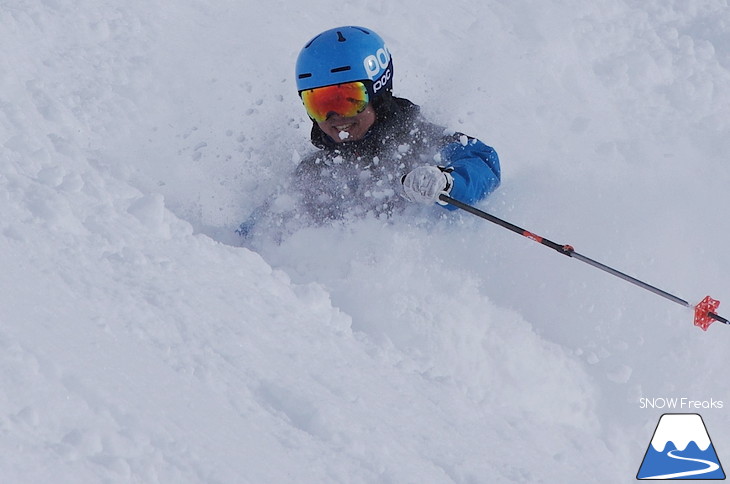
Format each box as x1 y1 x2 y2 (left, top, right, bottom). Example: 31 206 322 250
300 81 369 123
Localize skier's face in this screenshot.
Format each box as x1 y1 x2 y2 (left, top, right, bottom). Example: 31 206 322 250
316 104 376 143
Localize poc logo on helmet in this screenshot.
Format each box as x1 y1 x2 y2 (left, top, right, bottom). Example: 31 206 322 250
363 46 391 81
372 68 391 93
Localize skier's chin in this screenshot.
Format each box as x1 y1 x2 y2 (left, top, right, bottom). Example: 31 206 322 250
318 104 376 143
321 121 366 143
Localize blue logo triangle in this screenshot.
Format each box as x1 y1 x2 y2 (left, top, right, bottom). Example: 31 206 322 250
637 414 725 480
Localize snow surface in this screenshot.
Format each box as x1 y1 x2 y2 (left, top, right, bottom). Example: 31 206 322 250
2 1 730 482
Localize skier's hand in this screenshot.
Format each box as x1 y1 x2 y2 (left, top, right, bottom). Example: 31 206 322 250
401 166 453 204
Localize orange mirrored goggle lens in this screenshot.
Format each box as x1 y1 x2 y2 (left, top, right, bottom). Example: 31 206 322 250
300 82 369 123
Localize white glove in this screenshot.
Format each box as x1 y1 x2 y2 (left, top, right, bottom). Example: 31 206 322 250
401 166 453 204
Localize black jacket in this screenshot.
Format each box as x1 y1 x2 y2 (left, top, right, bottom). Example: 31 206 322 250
238 94 500 240
292 95 467 223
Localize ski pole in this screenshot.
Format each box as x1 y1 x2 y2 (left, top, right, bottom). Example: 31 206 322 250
439 194 728 331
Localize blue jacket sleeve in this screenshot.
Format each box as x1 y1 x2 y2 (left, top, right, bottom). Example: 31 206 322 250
439 138 501 210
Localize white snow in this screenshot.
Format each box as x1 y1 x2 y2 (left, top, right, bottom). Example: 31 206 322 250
651 414 712 452
2 1 730 483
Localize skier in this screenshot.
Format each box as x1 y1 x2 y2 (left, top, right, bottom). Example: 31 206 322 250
239 26 500 238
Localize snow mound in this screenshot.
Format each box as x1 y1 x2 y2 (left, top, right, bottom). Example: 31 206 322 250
2 0 730 482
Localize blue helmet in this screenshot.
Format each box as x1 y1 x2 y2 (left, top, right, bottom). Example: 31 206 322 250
295 26 393 97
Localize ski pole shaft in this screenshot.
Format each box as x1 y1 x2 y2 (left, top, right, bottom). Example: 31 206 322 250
439 194 728 329
439 194 571 254
568 248 729 327
567 250 690 307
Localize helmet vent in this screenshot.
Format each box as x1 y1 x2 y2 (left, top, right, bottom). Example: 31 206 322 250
336 31 346 42
298 73 312 79
330 66 351 73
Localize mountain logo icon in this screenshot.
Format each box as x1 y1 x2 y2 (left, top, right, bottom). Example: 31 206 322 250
637 413 725 480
